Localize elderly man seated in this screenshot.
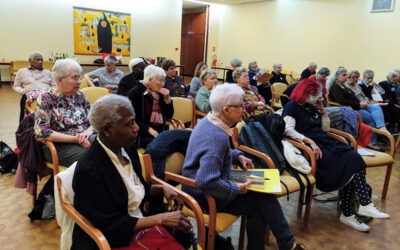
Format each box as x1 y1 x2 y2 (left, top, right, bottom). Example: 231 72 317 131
300 62 317 80
13 51 55 122
182 84 305 250
117 57 148 96
72 94 190 249
270 63 288 85
84 55 124 91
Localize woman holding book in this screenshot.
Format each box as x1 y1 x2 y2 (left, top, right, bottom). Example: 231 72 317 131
283 78 389 232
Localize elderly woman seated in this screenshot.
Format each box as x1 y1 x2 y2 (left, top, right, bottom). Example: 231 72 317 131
183 84 305 250
128 65 174 149
225 58 242 83
34 59 94 167
195 69 218 113
283 79 389 232
84 55 124 91
233 67 270 116
162 59 189 98
72 94 190 249
329 68 389 151
189 62 207 96
270 63 288 85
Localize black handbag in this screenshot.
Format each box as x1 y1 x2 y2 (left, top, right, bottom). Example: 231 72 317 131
0 141 18 174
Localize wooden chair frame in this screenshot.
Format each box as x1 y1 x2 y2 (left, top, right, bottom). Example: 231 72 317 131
270 83 289 109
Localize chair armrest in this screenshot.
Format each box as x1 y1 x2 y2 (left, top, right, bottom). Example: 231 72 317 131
234 144 276 169
44 140 60 175
148 174 206 249
195 109 207 118
328 128 357 150
165 171 198 187
370 128 395 157
395 135 400 154
56 178 111 250
284 138 317 177
167 118 185 130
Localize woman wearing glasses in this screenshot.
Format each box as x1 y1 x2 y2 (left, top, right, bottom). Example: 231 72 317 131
283 78 389 232
328 68 389 151
128 65 174 148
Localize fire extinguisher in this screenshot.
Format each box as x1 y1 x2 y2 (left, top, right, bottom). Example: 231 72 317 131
212 55 217 67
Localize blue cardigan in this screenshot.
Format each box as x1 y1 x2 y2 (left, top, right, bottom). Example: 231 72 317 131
182 117 242 212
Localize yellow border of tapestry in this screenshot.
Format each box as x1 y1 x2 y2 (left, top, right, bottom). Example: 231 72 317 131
73 6 131 56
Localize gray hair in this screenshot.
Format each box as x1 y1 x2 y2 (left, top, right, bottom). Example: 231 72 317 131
52 58 82 83
210 84 244 116
248 61 257 71
318 67 330 76
363 70 374 78
273 63 282 69
393 68 400 75
334 67 347 80
309 62 317 67
200 68 216 82
104 55 118 64
232 67 247 82
143 65 166 85
230 58 242 67
387 71 397 78
28 51 43 61
89 94 135 133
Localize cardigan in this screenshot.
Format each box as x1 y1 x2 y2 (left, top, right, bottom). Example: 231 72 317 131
270 72 288 84
181 116 242 212
128 83 174 147
195 87 211 113
345 81 367 102
328 82 361 110
164 75 188 97
300 68 315 80
189 77 202 96
72 139 152 249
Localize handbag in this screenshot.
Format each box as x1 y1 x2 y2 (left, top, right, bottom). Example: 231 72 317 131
0 141 18 174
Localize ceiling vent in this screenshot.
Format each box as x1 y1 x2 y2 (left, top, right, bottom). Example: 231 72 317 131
371 0 395 12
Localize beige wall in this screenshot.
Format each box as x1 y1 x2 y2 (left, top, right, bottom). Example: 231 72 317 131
207 0 400 81
0 0 182 79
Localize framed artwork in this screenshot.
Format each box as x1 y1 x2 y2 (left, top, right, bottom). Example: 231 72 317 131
73 7 131 56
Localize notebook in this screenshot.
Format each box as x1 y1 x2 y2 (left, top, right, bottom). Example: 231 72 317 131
229 169 281 193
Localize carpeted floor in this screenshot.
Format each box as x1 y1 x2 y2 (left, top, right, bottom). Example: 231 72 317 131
0 84 399 249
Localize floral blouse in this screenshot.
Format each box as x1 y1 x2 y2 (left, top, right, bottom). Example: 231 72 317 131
34 90 90 140
242 86 266 116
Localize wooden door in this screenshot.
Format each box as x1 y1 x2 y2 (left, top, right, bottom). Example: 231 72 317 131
180 12 206 76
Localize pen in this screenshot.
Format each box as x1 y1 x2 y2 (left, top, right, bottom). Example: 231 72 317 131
245 176 270 180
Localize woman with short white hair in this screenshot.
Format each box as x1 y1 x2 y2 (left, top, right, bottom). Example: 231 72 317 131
34 58 94 166
128 65 174 148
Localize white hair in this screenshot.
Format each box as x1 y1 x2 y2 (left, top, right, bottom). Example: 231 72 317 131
309 62 317 67
210 84 244 116
393 68 400 75
273 63 282 69
387 71 397 78
232 67 247 82
28 51 43 61
230 58 242 67
363 69 374 78
89 94 135 133
52 58 82 84
143 65 166 85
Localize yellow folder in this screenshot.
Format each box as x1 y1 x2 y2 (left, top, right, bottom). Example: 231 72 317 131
230 169 281 193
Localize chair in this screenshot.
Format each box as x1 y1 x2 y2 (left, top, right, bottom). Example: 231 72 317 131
270 82 289 109
232 121 316 226
326 95 342 107
43 61 54 71
327 117 395 199
56 161 206 250
80 87 110 104
79 77 90 90
167 97 197 129
143 152 247 250
10 60 29 86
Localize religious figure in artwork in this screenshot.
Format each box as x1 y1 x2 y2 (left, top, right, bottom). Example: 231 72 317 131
97 12 112 53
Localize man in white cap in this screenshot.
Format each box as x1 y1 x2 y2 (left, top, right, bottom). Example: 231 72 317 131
117 57 148 96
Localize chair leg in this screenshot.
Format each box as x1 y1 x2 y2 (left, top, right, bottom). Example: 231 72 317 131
303 185 314 226
207 223 216 250
297 188 305 218
238 216 246 250
382 164 393 199
265 225 271 245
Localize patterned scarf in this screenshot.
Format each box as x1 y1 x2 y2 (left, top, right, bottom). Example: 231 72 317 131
147 88 163 124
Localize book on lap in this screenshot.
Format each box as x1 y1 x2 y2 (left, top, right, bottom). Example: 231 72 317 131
229 169 281 193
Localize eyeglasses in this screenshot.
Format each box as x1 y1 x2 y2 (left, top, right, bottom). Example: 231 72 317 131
227 103 245 109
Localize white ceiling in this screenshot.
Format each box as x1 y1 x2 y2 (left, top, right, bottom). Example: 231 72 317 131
182 0 268 9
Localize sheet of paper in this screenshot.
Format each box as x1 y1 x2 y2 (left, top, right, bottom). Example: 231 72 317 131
371 94 383 102
357 148 376 156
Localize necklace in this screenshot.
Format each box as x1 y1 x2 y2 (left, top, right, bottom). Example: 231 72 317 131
30 69 45 81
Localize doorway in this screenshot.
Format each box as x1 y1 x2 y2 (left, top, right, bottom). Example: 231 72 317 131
181 1 209 76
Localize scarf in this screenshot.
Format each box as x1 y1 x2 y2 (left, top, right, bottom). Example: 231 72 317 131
148 89 163 125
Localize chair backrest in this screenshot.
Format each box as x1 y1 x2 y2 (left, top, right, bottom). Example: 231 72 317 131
271 82 288 108
79 78 90 90
171 97 195 125
43 61 54 71
10 60 29 74
25 99 37 114
80 87 109 104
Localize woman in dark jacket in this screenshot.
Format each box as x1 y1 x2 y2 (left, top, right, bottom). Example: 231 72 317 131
283 79 389 232
128 65 174 148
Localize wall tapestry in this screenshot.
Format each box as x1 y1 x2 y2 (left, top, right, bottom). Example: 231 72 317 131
73 7 131 55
